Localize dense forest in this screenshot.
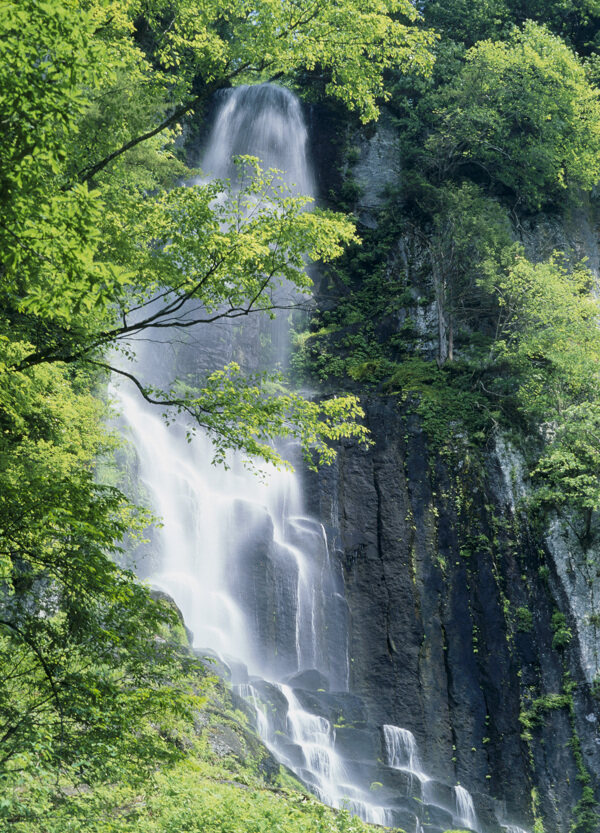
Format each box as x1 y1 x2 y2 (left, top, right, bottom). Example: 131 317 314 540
2 1 600 832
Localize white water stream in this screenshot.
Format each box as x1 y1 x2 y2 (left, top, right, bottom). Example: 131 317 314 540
112 82 365 814
455 784 479 831
383 725 429 781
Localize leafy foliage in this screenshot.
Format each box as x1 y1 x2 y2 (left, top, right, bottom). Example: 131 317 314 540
423 0 510 47
429 22 600 209
484 254 600 414
0 0 430 464
0 355 204 821
0 656 371 832
531 405 600 540
139 0 436 123
7 748 374 833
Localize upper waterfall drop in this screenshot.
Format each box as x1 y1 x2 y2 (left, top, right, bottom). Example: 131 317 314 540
201 84 314 197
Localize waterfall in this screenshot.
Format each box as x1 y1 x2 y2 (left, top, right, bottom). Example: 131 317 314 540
114 84 350 684
383 725 428 781
113 82 530 833
455 784 479 831
113 82 361 810
279 684 346 795
202 84 314 197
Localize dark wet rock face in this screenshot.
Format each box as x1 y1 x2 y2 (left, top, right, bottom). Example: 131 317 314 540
304 397 600 832
286 669 330 692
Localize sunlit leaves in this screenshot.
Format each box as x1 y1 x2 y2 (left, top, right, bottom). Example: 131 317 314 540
100 158 355 320
0 347 204 806
155 362 369 471
429 21 600 208
142 0 435 122
478 251 600 529
485 253 600 416
532 404 600 518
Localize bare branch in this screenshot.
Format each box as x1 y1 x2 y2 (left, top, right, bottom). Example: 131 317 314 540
87 360 212 418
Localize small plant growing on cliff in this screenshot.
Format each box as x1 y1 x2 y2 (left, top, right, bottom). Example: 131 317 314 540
551 611 573 650
516 606 533 633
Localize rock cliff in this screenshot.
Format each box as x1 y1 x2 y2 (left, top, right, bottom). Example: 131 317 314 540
301 109 600 832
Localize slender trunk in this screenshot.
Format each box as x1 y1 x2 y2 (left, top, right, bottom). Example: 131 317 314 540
584 507 593 545
432 258 448 366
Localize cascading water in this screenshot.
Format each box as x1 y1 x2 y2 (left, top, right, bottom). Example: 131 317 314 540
202 84 314 197
454 785 479 831
383 725 428 780
116 84 349 687
113 82 374 818
119 381 348 682
114 83 529 833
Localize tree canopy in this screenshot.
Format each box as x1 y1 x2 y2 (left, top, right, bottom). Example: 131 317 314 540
429 21 600 209
0 0 435 464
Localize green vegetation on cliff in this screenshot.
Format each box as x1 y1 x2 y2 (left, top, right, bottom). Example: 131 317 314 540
290 6 600 829
298 6 600 557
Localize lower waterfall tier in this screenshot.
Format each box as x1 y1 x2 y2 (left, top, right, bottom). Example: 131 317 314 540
203 651 527 833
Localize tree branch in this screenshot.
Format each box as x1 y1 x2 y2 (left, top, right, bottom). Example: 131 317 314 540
67 57 255 188
0 620 65 753
87 360 212 419
10 284 308 373
71 94 210 187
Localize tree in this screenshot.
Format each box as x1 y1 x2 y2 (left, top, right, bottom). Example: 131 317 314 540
11 157 369 468
0 352 202 823
481 252 600 538
532 404 600 543
423 0 509 47
428 21 600 209
506 0 600 51
422 0 600 51
483 254 600 418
